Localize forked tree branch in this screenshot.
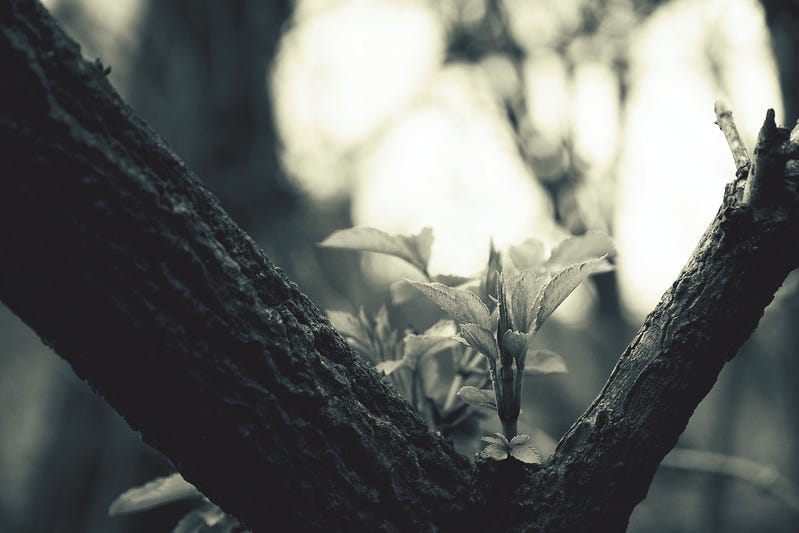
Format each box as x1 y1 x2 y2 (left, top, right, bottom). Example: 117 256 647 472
1 2 798 532
0 2 470 531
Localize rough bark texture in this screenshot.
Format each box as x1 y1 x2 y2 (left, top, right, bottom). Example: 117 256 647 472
0 2 470 531
2 1 799 532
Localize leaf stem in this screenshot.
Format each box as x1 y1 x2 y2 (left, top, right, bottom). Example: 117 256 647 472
502 419 517 440
512 365 524 418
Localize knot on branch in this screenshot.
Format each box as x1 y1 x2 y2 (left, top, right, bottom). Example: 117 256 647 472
715 103 799 210
743 109 791 207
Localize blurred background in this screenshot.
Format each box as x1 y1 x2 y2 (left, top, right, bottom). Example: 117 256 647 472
1 0 798 531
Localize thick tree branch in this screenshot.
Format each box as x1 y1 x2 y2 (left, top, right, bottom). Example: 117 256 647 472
473 109 799 531
2 2 799 532
0 2 470 531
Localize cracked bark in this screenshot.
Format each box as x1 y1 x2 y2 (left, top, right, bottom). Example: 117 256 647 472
1 1 798 531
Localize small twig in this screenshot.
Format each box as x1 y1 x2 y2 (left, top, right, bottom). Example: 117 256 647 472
714 100 750 171
661 447 799 515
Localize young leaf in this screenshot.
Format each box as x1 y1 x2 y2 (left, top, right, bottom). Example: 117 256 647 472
390 275 477 305
481 239 502 303
326 309 372 355
319 226 433 274
434 273 477 287
197 504 227 527
422 319 458 338
416 226 433 271
375 359 405 375
172 508 207 533
212 515 245 533
109 473 201 516
524 349 568 376
481 432 509 446
503 270 549 333
457 386 498 410
483 443 510 461
457 324 499 363
376 321 457 376
407 280 491 328
482 433 510 460
389 279 420 305
402 330 458 368
374 305 391 343
509 238 547 271
418 354 448 401
326 309 365 342
172 503 229 533
546 232 616 271
536 257 613 327
509 434 543 464
502 330 534 365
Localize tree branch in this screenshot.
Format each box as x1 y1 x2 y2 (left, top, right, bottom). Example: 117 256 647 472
0 2 469 531
2 2 799 532
472 111 799 531
714 99 750 171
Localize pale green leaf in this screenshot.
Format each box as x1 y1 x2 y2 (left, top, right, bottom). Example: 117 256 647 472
326 310 365 342
172 502 227 533
210 515 245 532
482 433 511 460
483 444 509 461
374 305 391 340
109 473 201 516
172 503 229 533
172 508 208 533
375 359 405 375
458 324 499 362
326 309 373 356
482 432 509 446
418 355 447 401
536 257 613 327
503 270 549 332
197 504 226 527
434 273 477 287
481 239 502 302
390 275 477 305
214 515 245 533
509 434 543 464
509 238 547 270
457 386 497 410
389 279 420 305
407 280 491 328
401 332 458 370
319 226 433 273
524 349 568 376
502 330 534 365
376 321 457 376
509 434 530 446
422 319 457 337
415 226 434 268
546 232 616 271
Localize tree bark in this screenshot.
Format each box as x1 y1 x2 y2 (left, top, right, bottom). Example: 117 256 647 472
1 1 798 532
0 2 470 531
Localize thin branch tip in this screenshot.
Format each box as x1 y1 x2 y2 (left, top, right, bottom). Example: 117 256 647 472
714 100 731 119
713 100 749 170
